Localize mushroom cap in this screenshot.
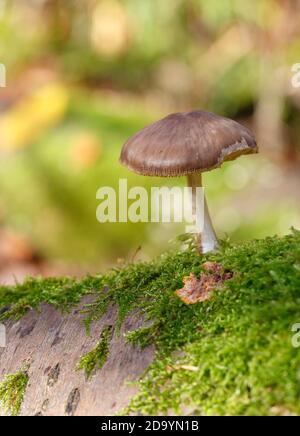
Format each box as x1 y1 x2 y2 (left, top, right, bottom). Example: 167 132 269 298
120 110 258 177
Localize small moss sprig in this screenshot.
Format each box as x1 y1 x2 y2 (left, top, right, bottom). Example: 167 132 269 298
0 365 29 416
77 326 113 379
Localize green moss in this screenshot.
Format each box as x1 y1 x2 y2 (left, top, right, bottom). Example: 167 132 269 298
77 325 113 379
1 231 300 415
0 275 103 322
0 366 29 416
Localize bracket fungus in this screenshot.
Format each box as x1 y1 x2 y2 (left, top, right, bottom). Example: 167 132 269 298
120 110 257 253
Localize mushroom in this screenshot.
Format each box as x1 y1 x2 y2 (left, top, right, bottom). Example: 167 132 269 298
120 110 258 253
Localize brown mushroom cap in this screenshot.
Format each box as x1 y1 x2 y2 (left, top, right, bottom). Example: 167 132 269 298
120 110 258 177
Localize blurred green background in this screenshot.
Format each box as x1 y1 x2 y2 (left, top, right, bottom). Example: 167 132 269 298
0 0 300 280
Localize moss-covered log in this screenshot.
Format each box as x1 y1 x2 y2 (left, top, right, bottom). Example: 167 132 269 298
1 231 300 416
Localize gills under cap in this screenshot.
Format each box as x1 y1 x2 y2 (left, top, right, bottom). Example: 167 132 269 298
120 110 258 177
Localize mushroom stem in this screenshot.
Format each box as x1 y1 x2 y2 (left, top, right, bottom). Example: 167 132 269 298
187 173 218 254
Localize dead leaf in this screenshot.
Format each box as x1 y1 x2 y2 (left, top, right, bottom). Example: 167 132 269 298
175 262 233 305
177 365 199 372
165 364 199 373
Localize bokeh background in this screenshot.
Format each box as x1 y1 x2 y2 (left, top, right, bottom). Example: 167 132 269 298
0 0 300 282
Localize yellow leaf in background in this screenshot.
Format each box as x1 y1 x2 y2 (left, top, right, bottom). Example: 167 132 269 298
0 83 69 151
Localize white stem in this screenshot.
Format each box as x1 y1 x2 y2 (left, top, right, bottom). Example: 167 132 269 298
187 173 218 254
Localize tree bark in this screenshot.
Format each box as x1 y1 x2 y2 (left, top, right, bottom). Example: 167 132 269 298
0 296 154 416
